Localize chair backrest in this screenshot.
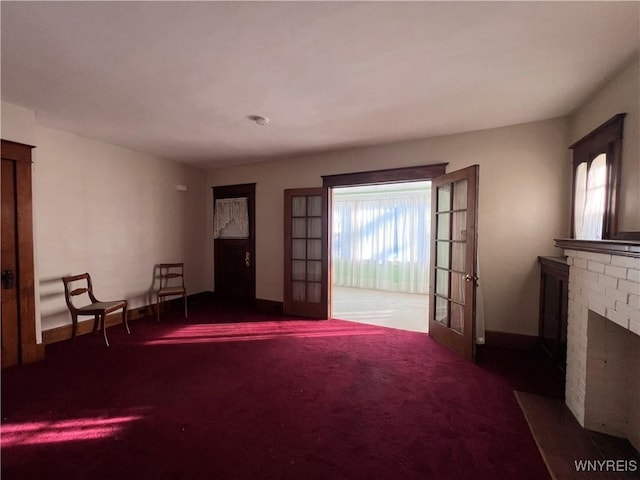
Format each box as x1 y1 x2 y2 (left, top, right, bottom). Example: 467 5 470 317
62 273 97 312
158 263 185 289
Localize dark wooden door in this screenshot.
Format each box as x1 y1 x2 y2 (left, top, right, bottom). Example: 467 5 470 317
1 140 41 367
283 188 330 318
213 184 256 303
429 165 479 361
2 159 20 367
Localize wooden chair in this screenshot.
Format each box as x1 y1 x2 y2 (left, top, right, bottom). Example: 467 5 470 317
62 273 130 347
156 263 187 321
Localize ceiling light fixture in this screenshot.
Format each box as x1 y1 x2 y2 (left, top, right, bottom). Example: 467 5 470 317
248 115 269 126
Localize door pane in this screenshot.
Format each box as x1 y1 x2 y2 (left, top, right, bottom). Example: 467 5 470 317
307 196 322 216
452 212 467 240
453 180 467 210
437 214 451 240
307 283 321 303
437 185 451 211
436 241 450 268
436 269 449 296
435 296 448 324
292 282 306 301
450 303 464 333
450 273 465 303
292 197 306 216
307 261 321 281
292 239 306 259
307 239 322 260
292 218 306 238
292 260 305 281
451 243 465 272
308 217 322 238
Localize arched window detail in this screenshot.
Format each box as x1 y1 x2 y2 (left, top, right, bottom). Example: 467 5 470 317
569 114 625 240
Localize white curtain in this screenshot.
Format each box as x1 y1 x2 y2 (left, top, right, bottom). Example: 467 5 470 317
332 186 430 293
574 154 607 240
214 197 249 239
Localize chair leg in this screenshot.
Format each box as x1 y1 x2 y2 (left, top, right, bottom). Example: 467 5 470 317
123 303 130 334
71 314 78 344
102 314 110 347
93 314 99 333
156 296 161 322
184 294 188 319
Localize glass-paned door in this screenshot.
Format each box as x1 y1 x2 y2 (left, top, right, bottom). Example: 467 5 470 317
429 165 479 361
284 188 329 318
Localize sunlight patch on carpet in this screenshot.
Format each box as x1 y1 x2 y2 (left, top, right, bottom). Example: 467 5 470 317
1 415 143 447
140 321 386 345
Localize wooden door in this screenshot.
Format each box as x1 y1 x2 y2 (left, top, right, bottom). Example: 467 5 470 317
1 140 41 367
283 188 330 318
429 165 479 361
213 184 256 303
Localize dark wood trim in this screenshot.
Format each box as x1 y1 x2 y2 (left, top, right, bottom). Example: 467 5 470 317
554 238 640 258
484 331 538 349
42 311 135 345
1 139 35 163
322 163 447 187
611 231 640 241
537 256 569 278
16 160 38 359
212 183 257 199
255 298 284 314
569 113 626 155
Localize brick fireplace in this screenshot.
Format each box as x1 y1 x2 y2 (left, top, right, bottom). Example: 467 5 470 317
556 239 640 452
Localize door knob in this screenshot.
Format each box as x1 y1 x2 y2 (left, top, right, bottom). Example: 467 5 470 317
464 274 479 283
245 252 250 267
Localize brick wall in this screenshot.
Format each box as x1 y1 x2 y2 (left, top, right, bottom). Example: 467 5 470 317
564 249 640 451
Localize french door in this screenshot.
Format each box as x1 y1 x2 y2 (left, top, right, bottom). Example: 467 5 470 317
283 188 330 318
429 165 479 361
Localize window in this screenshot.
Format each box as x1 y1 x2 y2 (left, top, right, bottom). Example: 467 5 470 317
570 113 625 240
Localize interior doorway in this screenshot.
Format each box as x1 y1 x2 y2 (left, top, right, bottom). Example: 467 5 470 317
331 181 431 332
213 183 256 305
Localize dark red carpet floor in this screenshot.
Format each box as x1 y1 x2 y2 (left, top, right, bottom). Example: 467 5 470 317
2 300 551 479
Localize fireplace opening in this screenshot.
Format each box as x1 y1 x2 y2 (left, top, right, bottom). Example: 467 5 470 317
585 309 640 451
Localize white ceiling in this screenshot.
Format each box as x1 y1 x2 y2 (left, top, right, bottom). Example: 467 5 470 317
2 1 639 169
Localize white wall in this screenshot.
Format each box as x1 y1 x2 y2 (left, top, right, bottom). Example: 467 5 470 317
1 102 36 145
208 117 569 335
568 54 640 232
2 102 210 334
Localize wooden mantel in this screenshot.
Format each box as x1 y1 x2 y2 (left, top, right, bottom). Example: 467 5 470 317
554 239 640 258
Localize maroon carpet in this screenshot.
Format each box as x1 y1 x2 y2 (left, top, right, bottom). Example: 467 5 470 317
2 301 550 479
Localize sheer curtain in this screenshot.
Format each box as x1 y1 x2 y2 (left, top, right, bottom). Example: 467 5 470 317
214 197 249 239
332 183 430 293
574 154 607 240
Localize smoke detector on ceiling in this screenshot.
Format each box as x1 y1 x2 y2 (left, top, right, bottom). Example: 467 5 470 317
248 115 269 125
